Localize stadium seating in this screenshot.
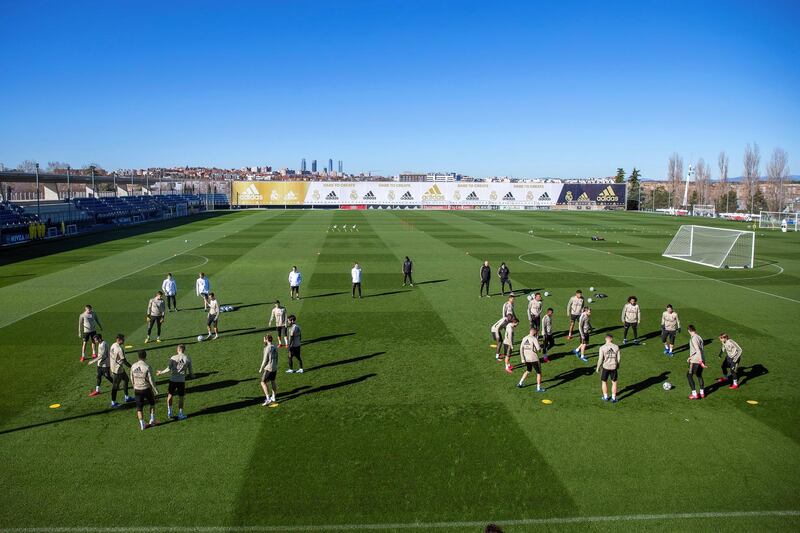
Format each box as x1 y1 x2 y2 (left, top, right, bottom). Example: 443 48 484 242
71 194 210 222
0 201 38 228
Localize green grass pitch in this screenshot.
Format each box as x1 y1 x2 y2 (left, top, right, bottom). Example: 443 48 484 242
0 210 798 532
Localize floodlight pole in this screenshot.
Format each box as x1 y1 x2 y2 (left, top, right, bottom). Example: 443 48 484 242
66 165 72 222
34 162 41 220
90 167 96 198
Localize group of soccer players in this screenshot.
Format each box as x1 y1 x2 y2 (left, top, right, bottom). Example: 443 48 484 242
484 274 745 402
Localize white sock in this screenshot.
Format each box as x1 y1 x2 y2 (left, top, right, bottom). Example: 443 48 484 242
733 380 738 385
518 379 524 386
692 390 697 395
270 394 276 401
179 409 183 415
611 395 616 400
603 394 608 399
537 385 542 391
149 414 155 423
139 420 145 430
95 386 100 392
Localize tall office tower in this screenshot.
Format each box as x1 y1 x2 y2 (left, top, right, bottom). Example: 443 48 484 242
338 160 343 173
311 159 317 173
328 159 333 173
301 158 307 173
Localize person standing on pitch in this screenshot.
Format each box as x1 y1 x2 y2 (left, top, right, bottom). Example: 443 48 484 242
687 325 706 400
87 334 113 397
109 334 133 408
162 273 178 312
286 315 303 374
541 308 554 362
259 335 279 405
195 272 211 311
479 261 491 298
518 327 545 392
268 301 288 348
145 291 166 343
661 304 680 356
351 262 362 298
566 290 584 340
573 307 591 363
131 350 159 430
717 333 742 390
78 304 102 362
206 293 220 340
596 334 621 403
156 344 193 420
402 256 413 287
621 296 641 345
503 317 519 373
527 293 543 332
490 314 511 361
497 262 512 295
288 266 302 300
502 293 516 321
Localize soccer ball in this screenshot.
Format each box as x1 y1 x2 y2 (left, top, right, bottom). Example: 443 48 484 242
662 382 673 391
184 239 188 243
146 240 150 243
589 286 595 291
543 291 550 297
196 335 204 342
587 297 593 304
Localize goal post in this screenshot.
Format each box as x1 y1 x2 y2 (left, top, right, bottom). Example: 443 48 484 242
663 225 754 269
692 204 716 218
759 211 798 231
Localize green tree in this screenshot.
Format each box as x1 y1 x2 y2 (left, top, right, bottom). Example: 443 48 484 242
750 186 767 213
615 168 626 183
689 190 699 206
626 167 641 210
716 188 738 213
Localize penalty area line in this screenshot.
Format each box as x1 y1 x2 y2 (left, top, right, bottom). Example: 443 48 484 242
3 510 798 532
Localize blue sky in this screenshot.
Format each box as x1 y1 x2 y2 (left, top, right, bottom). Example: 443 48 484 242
1 0 798 178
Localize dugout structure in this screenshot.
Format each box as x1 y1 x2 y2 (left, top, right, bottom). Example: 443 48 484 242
759 211 798 231
663 225 755 269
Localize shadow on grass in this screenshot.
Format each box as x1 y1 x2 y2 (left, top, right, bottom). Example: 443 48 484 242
704 363 768 397
673 337 714 355
414 279 448 286
302 332 355 346
360 290 411 299
301 291 348 300
544 366 594 389
616 371 670 401
303 351 385 373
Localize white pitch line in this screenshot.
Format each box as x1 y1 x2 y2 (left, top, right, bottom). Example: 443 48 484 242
2 510 798 532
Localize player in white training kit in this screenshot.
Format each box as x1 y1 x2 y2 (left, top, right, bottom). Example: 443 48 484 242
517 327 545 392
195 272 211 310
288 266 302 300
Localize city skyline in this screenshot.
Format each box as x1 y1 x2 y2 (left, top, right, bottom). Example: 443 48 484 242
0 0 798 179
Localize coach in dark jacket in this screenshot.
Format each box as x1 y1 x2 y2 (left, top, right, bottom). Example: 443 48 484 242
402 257 413 286
480 261 491 298
498 262 512 295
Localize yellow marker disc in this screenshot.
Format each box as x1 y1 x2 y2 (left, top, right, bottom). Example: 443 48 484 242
746 400 758 405
124 345 133 349
268 403 280 408
49 404 61 409
490 344 497 348
541 399 553 405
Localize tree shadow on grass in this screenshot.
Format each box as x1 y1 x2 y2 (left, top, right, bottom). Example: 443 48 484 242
303 351 385 373
616 371 670 401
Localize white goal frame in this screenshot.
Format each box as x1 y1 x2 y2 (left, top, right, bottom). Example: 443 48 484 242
692 204 716 218
45 227 60 239
66 224 78 235
759 211 798 231
663 225 755 269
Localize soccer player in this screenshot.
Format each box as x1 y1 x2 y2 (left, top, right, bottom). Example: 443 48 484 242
268 301 288 348
78 304 102 362
687 325 706 400
288 266 302 300
286 314 303 373
479 261 491 298
661 304 681 356
518 327 545 392
195 272 210 310
503 317 519 373
596 334 621 403
206 293 220 339
131 350 158 430
501 293 516 321
259 335 279 405
541 308 554 362
621 296 640 344
161 273 178 312
573 307 591 363
566 290 584 340
87 334 112 397
156 344 193 420
351 262 362 298
402 256 413 286
497 262 512 295
109 334 133 408
717 333 743 390
527 293 543 331
145 291 166 343
490 314 511 361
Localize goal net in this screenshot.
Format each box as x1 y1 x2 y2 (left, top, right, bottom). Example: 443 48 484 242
759 211 798 231
663 225 754 269
692 204 715 218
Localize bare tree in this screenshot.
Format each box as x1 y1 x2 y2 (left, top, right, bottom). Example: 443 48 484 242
667 153 684 208
765 147 789 212
742 143 761 213
694 158 711 204
717 151 730 211
46 161 70 173
17 159 39 172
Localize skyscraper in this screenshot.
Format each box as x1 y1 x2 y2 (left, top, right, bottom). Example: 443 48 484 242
311 159 317 173
301 158 306 173
328 159 333 173
338 160 343 173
